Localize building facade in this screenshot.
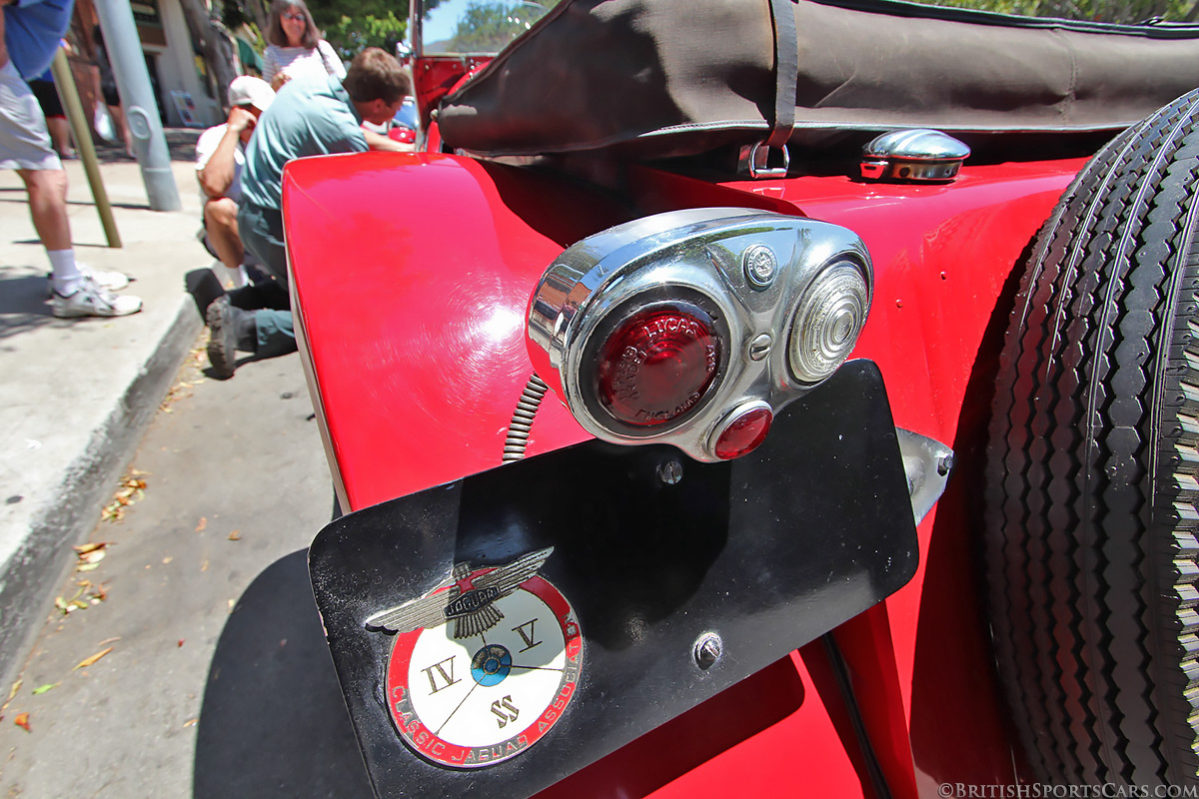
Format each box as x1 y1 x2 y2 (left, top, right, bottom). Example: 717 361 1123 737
71 0 224 129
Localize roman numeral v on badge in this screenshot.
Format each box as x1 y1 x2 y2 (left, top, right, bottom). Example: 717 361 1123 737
513 618 542 652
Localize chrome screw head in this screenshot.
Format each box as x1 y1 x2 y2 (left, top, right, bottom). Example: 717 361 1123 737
748 333 772 361
743 245 777 289
657 458 684 485
693 631 723 669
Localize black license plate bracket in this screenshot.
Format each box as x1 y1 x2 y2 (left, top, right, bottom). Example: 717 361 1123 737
308 359 919 798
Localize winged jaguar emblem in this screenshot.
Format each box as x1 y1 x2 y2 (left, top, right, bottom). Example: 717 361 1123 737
364 547 554 639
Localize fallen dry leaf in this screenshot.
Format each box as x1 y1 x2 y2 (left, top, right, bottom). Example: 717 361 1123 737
85 582 106 604
5 679 21 709
177 639 185 648
55 581 106 615
73 543 106 556
31 683 57 696
14 712 29 732
159 379 197 412
78 549 105 565
227 530 241 541
101 474 147 522
194 517 207 532
182 717 198 728
200 559 209 573
73 646 113 671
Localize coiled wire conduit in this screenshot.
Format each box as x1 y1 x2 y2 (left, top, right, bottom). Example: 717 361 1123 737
502 373 549 462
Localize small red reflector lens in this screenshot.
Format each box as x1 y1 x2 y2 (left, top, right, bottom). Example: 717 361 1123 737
595 305 719 427
713 406 773 460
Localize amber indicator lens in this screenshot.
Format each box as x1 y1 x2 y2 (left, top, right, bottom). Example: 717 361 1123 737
595 305 720 427
713 406 773 460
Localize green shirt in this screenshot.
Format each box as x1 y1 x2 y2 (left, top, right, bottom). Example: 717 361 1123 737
241 73 367 212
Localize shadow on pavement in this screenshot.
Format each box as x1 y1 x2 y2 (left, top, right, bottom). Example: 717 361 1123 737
93 128 202 163
193 549 374 798
0 273 53 340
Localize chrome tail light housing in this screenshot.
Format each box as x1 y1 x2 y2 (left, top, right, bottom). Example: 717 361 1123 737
526 208 872 462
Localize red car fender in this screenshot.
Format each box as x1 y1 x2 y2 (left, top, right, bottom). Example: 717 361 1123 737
284 150 1086 796
284 152 624 512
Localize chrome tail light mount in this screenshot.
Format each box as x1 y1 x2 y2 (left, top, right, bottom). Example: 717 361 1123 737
527 208 873 462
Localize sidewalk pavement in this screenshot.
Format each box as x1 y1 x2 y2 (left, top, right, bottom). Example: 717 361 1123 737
0 131 212 689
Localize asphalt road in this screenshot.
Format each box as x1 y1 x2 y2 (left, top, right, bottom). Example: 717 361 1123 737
0 336 374 797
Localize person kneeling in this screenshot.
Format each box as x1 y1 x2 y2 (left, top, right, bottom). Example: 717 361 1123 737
195 76 274 290
207 47 411 378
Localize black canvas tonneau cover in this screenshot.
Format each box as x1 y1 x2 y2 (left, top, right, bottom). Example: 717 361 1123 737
437 0 1199 160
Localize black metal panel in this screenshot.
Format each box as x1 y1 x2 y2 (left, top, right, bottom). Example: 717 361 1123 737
308 359 918 798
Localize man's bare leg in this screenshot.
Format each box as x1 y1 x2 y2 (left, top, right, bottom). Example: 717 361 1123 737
204 196 244 269
110 103 132 157
204 197 249 287
45 115 73 157
15 166 88 296
18 165 70 250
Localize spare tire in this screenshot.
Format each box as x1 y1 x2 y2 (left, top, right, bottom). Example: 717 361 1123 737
985 88 1199 785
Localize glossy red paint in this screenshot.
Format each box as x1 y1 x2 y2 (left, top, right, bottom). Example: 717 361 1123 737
410 55 492 131
284 149 1088 796
388 126 416 145
284 152 625 511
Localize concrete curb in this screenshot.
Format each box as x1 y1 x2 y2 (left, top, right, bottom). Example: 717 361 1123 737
0 295 201 690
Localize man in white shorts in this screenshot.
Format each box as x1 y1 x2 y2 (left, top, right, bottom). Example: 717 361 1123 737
195 75 273 289
1 0 140 318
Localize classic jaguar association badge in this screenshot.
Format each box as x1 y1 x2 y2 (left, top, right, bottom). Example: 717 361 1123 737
365 547 582 768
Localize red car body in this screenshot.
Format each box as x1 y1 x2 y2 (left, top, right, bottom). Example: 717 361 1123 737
282 1 1199 796
285 143 1080 799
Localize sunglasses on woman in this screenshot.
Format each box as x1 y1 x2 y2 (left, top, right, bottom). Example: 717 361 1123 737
283 12 305 21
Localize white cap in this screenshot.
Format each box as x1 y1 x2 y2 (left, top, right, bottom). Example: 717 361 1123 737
228 76 274 112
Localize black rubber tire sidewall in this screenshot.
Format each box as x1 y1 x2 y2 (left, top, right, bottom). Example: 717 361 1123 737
985 88 1199 785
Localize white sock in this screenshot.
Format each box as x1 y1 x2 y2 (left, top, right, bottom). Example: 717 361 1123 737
228 263 249 288
49 249 83 295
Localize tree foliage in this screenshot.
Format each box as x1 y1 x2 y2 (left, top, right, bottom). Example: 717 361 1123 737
220 0 421 60
436 1 552 52
910 0 1199 23
309 0 410 59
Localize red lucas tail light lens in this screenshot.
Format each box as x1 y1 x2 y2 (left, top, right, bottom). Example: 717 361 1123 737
595 305 720 427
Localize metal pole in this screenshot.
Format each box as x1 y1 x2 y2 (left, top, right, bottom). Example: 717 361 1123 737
93 0 181 211
49 49 121 247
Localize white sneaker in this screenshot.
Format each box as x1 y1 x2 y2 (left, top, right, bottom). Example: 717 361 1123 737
77 263 131 292
47 264 132 297
51 276 143 318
